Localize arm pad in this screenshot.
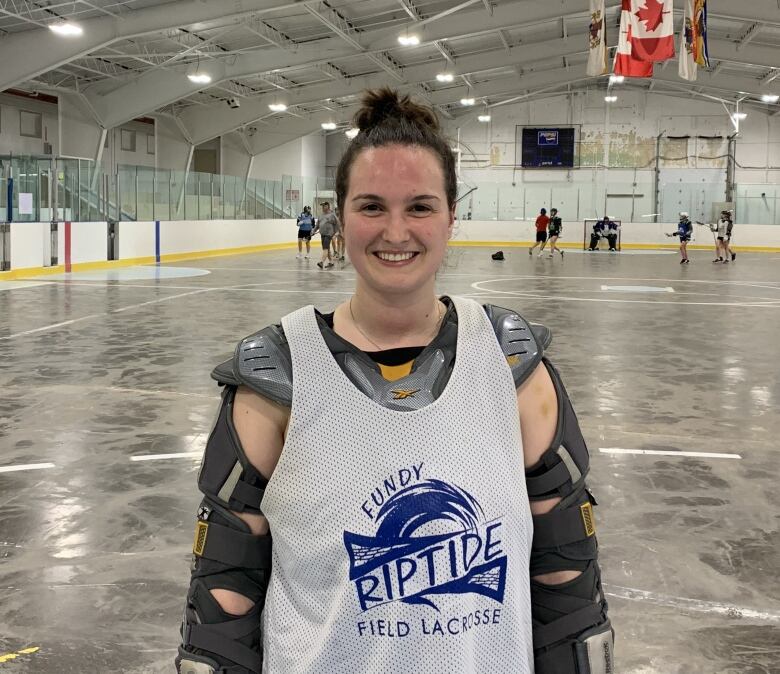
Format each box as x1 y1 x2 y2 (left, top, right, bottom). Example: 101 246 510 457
526 360 614 673
177 387 272 673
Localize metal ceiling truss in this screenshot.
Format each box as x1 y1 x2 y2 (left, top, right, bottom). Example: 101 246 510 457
0 0 125 28
243 15 298 51
395 0 422 21
3 0 779 154
316 62 350 80
302 1 405 82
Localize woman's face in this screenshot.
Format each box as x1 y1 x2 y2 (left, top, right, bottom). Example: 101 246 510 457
342 144 454 299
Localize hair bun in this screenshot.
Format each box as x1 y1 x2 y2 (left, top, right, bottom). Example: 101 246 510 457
354 87 440 133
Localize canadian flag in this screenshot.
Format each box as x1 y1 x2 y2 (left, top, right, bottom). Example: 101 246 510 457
629 0 675 62
614 0 653 77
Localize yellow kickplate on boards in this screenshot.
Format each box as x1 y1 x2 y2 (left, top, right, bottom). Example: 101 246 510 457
193 521 209 556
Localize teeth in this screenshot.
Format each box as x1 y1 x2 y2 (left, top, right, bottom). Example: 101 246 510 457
377 252 415 262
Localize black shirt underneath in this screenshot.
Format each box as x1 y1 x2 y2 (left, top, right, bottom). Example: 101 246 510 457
321 312 426 366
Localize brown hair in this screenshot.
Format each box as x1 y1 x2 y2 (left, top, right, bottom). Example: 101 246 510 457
335 88 457 216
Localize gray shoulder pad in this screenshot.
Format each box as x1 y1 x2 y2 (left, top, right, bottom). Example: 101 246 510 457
211 324 293 407
483 304 550 388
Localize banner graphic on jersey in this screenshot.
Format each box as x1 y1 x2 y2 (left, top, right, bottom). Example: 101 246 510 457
586 0 608 77
345 474 507 627
629 0 675 62
614 0 653 78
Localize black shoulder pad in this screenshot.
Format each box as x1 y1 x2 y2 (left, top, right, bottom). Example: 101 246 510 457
211 357 240 386
484 304 549 388
530 323 552 350
211 324 293 407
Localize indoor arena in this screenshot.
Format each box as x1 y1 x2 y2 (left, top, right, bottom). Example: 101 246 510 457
1 1 779 673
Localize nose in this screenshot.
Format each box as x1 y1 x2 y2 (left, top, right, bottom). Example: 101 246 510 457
382 209 411 244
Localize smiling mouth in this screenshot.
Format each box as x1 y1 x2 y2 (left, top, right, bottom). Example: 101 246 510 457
373 251 419 262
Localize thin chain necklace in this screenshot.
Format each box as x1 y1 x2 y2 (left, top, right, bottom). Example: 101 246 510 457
348 298 444 351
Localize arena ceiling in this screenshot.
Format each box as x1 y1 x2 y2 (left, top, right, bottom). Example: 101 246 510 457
1 0 779 153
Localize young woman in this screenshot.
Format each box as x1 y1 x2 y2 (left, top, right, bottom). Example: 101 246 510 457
176 88 612 674
667 212 693 263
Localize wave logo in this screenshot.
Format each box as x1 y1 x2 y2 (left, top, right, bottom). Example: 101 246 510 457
344 479 507 612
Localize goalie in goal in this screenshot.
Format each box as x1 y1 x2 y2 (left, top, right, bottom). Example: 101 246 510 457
585 217 621 251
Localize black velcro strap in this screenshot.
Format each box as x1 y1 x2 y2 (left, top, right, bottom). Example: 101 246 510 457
526 461 571 498
196 520 272 570
186 612 262 673
533 603 604 650
231 480 266 510
532 501 595 549
532 583 591 616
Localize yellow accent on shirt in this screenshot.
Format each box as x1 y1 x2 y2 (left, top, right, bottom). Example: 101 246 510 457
377 361 415 382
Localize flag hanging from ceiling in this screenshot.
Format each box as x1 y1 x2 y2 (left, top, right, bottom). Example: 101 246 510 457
586 0 609 76
679 0 709 81
629 0 675 62
692 0 710 67
679 0 697 81
614 0 654 77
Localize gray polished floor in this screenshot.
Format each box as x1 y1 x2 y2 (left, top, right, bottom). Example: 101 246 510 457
1 247 779 673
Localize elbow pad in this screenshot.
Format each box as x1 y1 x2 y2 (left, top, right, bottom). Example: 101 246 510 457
526 360 614 673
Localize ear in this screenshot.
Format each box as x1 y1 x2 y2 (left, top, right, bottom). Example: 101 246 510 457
447 204 455 240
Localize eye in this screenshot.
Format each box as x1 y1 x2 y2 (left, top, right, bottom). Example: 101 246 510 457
410 203 433 214
360 203 382 213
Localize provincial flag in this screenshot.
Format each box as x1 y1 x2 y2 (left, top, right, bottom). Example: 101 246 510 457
586 0 609 77
693 0 710 67
629 0 675 62
679 0 697 81
614 0 654 77
679 0 709 81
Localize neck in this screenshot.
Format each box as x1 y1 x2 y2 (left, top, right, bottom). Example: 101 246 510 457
348 281 442 348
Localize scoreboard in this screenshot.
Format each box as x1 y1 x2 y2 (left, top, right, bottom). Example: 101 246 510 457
520 127 576 168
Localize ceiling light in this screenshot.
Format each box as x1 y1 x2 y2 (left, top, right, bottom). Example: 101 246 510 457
345 128 359 139
460 97 475 106
321 122 337 130
187 73 212 84
398 34 420 46
49 21 83 36
478 114 491 122
268 102 288 112
761 94 779 103
604 95 618 102
609 74 625 84
436 72 454 83
733 112 747 120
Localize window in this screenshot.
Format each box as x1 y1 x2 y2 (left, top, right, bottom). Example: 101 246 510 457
20 110 42 138
121 128 136 152
147 133 155 154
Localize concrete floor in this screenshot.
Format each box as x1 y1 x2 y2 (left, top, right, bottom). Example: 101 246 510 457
1 247 779 673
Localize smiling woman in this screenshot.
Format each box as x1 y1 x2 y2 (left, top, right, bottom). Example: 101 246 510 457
176 88 612 674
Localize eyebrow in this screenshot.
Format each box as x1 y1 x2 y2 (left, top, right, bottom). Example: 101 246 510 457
351 193 441 202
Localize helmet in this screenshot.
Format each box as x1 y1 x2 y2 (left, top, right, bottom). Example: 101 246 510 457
679 212 689 218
